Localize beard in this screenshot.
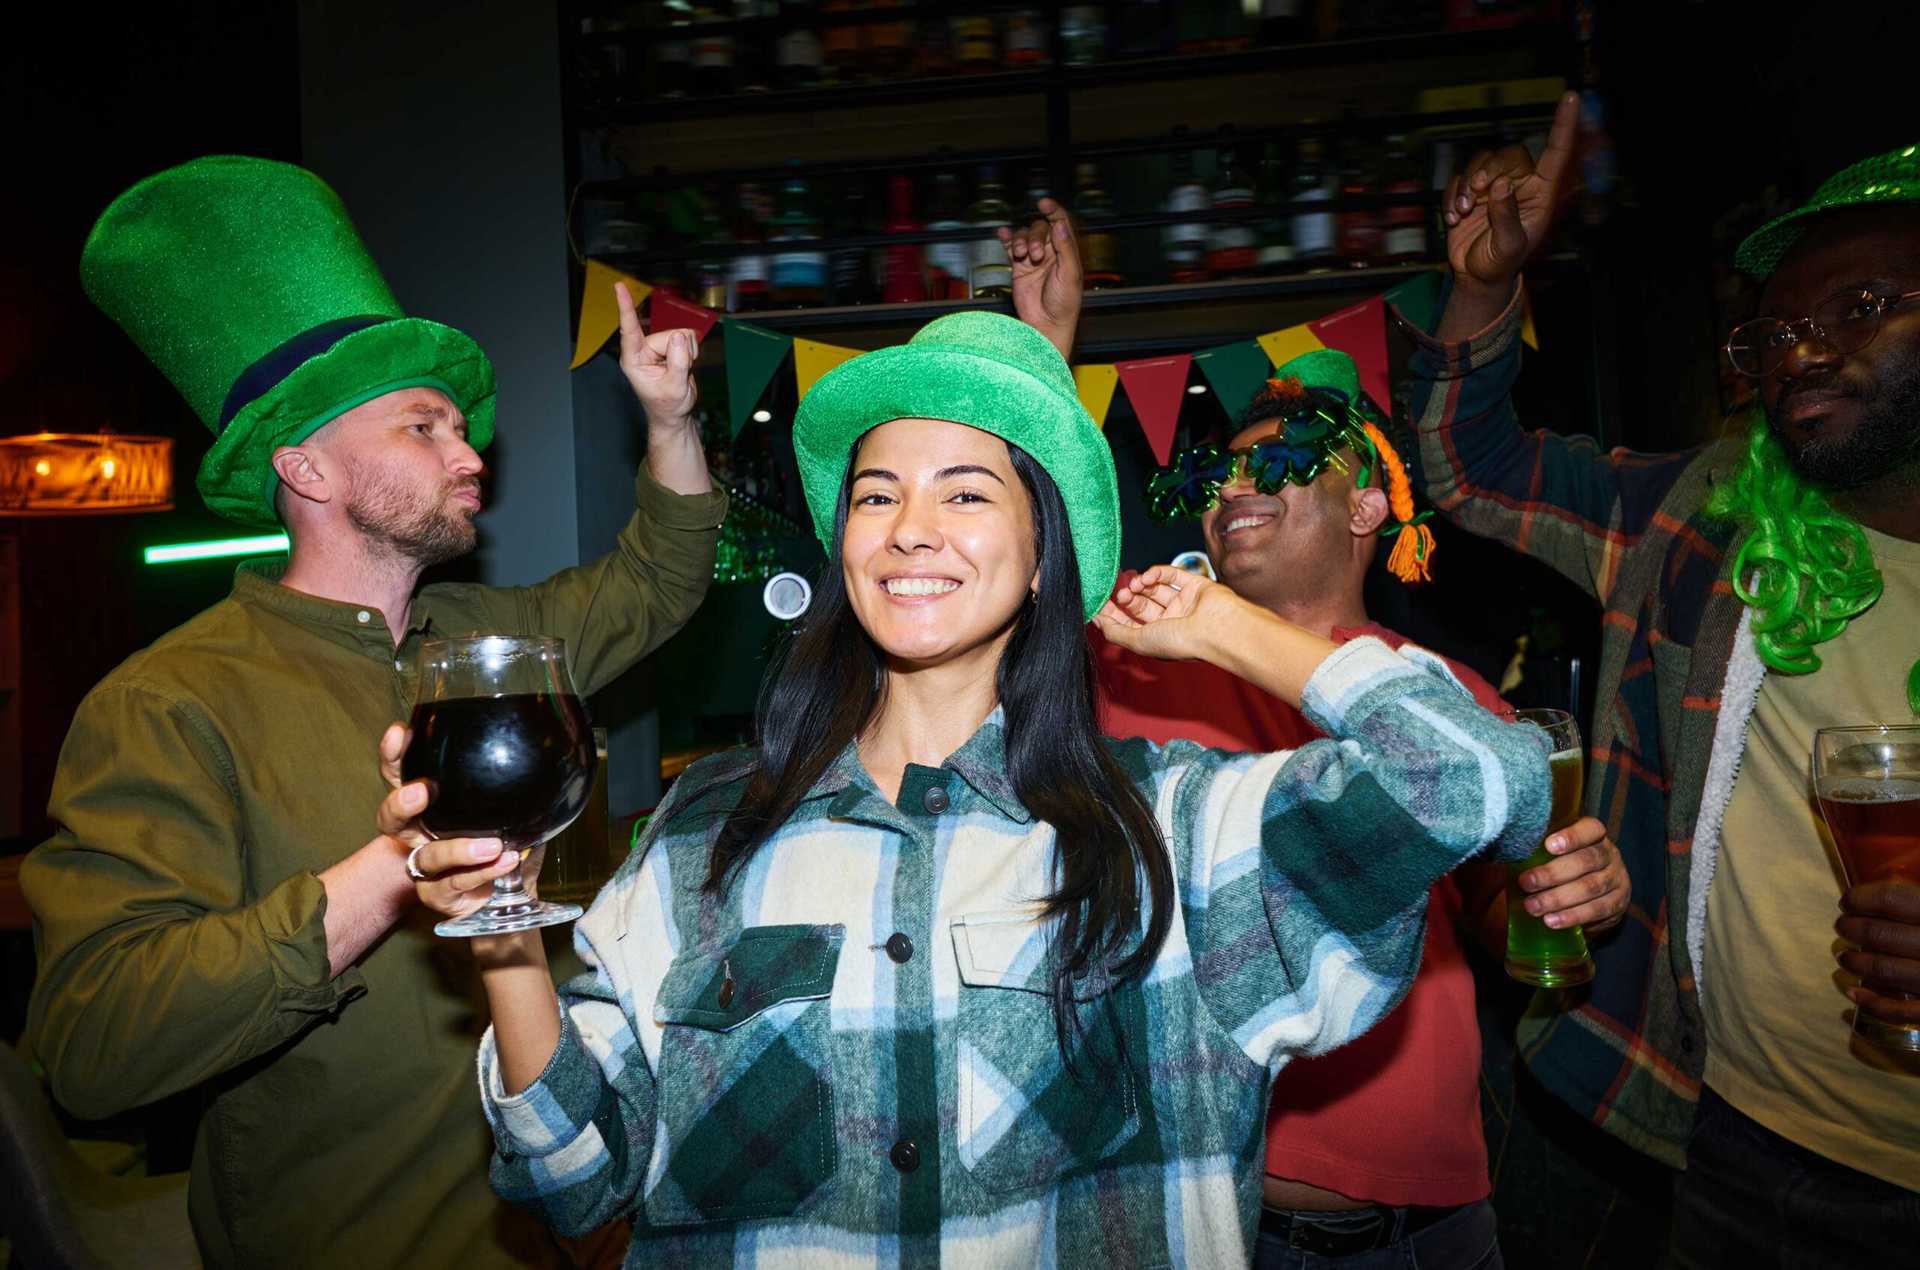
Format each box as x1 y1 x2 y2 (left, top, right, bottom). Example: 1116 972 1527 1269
342 456 478 567
1768 348 1920 490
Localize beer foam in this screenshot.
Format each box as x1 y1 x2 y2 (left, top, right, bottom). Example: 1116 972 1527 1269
1818 776 1920 803
1549 748 1582 764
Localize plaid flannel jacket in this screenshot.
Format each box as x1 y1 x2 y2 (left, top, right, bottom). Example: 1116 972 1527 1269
1402 288 1751 1167
478 638 1549 1268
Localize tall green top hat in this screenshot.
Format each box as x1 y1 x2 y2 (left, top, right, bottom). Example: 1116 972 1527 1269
794 311 1118 620
81 156 495 526
1736 143 1920 277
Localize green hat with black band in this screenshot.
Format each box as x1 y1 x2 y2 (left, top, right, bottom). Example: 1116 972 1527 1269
81 155 496 527
793 311 1118 620
1736 143 1920 277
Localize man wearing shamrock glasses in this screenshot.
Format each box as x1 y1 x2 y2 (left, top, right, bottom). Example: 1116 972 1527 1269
1097 353 1630 1269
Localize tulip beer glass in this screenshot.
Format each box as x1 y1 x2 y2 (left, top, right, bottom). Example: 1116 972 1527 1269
403 636 597 937
1813 724 1920 1053
1504 708 1595 988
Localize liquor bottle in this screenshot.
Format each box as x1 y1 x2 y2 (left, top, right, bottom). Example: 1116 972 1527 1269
968 164 1014 298
777 0 824 87
645 176 695 297
1163 128 1211 284
688 190 731 310
1258 0 1310 45
822 0 865 83
1335 122 1381 269
691 5 736 96
916 12 956 74
1178 0 1246 53
923 164 973 300
655 1 696 98
1290 132 1337 271
829 176 880 306
952 14 999 73
1206 128 1257 278
1074 161 1125 290
882 174 927 303
729 181 772 311
866 0 912 79
770 165 828 306
1380 133 1428 264
1061 5 1107 65
1113 0 1171 58
1252 142 1295 275
1004 9 1051 67
734 0 777 92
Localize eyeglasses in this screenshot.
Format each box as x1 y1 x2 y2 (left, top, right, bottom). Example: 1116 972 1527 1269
1146 416 1367 523
1723 288 1920 378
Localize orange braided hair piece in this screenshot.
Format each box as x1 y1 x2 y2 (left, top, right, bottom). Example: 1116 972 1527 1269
1361 421 1435 584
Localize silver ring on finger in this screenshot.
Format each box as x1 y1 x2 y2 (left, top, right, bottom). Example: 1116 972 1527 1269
406 842 430 881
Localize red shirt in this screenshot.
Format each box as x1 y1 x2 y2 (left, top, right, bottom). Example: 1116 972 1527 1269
1093 620 1501 1208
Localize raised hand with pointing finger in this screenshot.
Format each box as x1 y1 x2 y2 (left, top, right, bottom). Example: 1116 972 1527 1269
612 279 714 495
1002 196 1084 361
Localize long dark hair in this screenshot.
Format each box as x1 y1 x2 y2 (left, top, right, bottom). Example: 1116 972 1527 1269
706 438 1174 1063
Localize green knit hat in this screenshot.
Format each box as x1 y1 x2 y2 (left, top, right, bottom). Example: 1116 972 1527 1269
1736 143 1920 277
793 311 1118 620
81 156 496 527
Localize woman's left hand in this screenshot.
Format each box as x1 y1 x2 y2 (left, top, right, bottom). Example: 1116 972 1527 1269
1093 565 1228 661
1513 815 1631 933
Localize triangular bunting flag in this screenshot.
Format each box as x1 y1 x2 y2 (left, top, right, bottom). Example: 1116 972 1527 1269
650 291 721 343
723 321 794 439
1309 296 1391 413
1073 363 1119 428
1256 323 1324 371
572 260 653 370
1383 270 1444 335
793 338 862 399
1114 353 1193 465
1191 340 1273 425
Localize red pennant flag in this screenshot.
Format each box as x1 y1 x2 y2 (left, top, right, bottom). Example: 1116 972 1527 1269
1309 295 1390 413
648 292 720 342
1114 353 1193 465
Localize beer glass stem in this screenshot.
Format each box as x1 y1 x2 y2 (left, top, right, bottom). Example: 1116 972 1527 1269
486 849 534 916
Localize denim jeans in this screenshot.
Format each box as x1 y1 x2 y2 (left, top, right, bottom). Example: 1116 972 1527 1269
1668 1085 1920 1270
1254 1200 1503 1270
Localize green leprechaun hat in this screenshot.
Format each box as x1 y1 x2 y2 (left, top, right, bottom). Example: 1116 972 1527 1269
81 156 495 526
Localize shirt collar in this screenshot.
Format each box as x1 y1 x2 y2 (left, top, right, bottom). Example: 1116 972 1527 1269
232 560 436 640
802 705 1033 824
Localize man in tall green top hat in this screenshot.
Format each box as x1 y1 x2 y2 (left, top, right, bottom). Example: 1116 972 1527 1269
1409 95 1920 1263
22 156 725 1269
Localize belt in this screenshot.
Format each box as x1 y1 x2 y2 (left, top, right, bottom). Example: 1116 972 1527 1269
1258 1203 1460 1257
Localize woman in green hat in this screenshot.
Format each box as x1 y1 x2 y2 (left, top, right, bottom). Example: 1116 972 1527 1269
403 310 1550 1266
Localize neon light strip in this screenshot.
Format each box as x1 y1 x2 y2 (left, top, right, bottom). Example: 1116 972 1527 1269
143 534 290 565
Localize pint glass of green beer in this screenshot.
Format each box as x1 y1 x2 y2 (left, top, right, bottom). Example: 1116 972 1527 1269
1502 708 1595 988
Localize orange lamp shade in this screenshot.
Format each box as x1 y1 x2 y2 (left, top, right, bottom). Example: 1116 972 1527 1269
0 433 173 515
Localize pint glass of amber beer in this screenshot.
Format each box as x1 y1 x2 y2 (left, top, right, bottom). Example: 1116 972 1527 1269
1813 725 1920 1053
1502 708 1595 988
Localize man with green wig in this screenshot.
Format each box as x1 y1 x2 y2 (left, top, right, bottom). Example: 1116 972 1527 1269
22 156 725 1268
1410 94 1920 1261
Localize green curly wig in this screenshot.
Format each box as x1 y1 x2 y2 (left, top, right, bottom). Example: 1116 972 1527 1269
1705 416 1884 674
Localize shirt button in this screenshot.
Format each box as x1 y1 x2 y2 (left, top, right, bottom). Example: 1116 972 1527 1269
885 933 914 964
356 610 371 623
888 1139 920 1173
921 785 950 814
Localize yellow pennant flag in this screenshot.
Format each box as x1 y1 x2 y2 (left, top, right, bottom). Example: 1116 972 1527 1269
571 260 653 370
1256 323 1325 370
793 339 862 399
1520 284 1540 351
1073 363 1120 428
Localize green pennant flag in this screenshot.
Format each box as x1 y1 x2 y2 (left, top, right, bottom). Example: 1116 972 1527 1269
1191 339 1275 424
1383 270 1444 335
724 321 794 439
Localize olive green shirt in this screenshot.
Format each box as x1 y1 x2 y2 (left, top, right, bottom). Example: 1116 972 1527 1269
23 469 726 1270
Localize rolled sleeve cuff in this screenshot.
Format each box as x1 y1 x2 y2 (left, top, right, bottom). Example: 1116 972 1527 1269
1299 636 1471 738
1392 281 1526 380
481 1015 606 1160
260 871 366 1013
634 466 729 533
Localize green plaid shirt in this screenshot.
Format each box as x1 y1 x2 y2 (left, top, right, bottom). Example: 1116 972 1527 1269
480 638 1549 1268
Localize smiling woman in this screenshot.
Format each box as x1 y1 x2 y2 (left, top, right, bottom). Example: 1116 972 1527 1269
456 310 1553 1268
